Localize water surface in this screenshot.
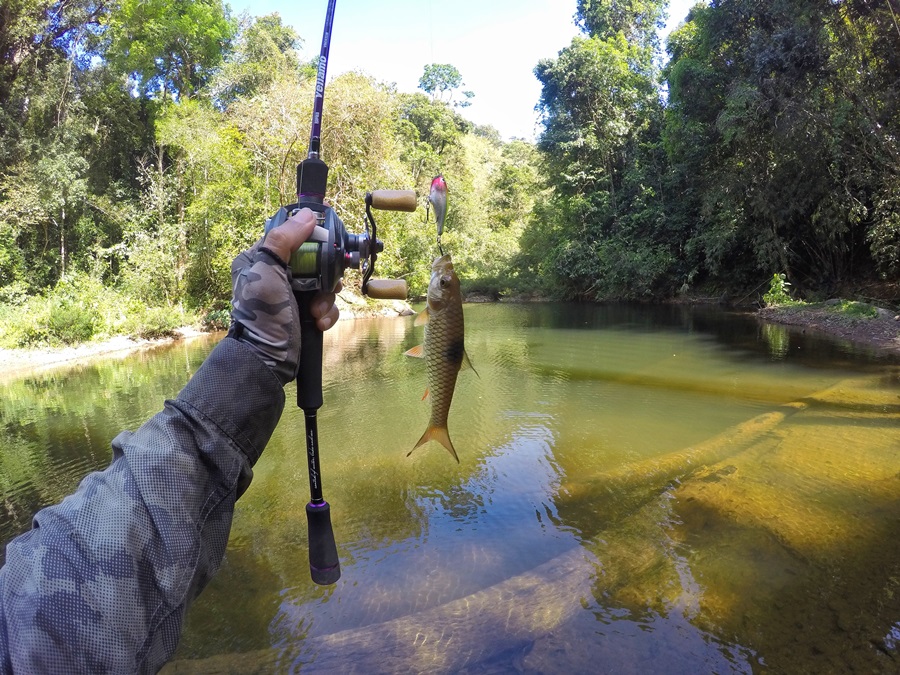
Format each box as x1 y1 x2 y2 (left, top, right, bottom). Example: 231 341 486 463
1 304 898 673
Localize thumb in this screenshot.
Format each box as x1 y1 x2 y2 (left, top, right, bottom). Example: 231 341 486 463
264 208 317 263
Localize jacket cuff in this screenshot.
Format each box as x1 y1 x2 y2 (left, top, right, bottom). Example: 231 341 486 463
176 337 285 466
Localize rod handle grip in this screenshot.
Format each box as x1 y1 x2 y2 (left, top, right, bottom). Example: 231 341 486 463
307 501 341 585
368 189 417 212
365 278 408 300
296 294 323 410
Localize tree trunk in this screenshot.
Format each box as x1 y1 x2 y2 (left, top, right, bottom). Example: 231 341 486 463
59 207 66 278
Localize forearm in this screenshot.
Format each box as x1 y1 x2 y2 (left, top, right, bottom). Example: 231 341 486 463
0 337 284 673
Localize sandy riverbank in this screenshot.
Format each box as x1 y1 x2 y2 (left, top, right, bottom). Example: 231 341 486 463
0 327 210 381
0 295 414 380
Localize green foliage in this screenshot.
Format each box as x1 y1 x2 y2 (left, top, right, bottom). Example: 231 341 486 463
529 3 680 301
663 0 900 291
763 274 795 307
829 300 877 319
210 13 306 108
47 298 99 344
122 304 185 339
0 271 193 348
202 308 231 331
418 63 462 97
417 63 474 108
577 0 666 48
104 0 237 100
395 92 470 181
868 188 900 278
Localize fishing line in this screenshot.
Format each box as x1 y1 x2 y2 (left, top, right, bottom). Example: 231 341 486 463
423 0 445 258
428 0 435 65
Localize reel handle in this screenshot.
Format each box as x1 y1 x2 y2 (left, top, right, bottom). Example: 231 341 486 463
365 278 408 300
368 189 417 212
361 189 414 301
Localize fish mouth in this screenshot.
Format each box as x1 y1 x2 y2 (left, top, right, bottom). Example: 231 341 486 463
432 254 453 269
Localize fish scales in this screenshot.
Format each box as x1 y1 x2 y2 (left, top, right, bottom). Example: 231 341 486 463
405 254 473 462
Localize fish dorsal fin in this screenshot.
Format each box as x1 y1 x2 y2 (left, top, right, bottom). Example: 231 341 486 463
404 344 424 358
414 307 430 327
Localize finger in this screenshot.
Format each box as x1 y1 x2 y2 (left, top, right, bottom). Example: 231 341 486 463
310 279 342 319
316 303 340 332
263 208 317 263
311 292 336 320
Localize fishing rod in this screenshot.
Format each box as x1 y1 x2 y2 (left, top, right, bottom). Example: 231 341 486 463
264 0 416 585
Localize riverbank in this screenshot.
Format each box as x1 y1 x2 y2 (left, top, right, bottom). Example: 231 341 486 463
758 300 900 354
0 294 414 380
0 327 209 381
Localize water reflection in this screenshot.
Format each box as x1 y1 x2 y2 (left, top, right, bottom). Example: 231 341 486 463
761 322 790 359
0 305 898 673
0 338 217 559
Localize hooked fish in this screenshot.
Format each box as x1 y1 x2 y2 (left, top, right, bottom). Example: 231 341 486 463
404 254 475 462
426 175 448 237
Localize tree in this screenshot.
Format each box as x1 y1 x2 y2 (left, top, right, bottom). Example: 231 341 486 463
577 0 666 50
0 0 106 110
663 0 900 291
209 13 308 109
104 0 237 100
530 0 674 300
0 0 108 172
395 92 470 184
417 63 474 108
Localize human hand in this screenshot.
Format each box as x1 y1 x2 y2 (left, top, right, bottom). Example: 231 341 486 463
229 209 341 385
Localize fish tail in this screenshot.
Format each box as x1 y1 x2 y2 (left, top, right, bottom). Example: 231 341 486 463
408 425 459 463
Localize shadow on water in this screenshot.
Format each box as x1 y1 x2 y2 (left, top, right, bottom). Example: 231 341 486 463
1 306 899 673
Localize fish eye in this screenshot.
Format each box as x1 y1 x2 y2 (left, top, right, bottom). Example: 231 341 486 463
439 279 447 288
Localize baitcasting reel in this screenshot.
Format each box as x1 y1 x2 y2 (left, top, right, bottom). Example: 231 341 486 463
264 190 415 300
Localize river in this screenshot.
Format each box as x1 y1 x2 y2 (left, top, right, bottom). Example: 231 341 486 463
1 303 898 673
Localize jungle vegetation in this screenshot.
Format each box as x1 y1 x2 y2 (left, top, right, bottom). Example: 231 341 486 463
0 0 898 347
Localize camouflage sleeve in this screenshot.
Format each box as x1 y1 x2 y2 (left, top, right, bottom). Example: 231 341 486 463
0 336 284 674
229 242 301 386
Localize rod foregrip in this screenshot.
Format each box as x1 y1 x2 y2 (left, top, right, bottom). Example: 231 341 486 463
365 278 408 300
307 501 341 585
369 189 417 212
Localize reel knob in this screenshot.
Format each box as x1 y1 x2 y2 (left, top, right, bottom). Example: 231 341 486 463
365 278 409 300
367 189 418 212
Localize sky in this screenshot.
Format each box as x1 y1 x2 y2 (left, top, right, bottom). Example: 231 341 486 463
229 0 698 141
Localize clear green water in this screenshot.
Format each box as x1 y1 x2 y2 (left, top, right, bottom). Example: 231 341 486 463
1 304 898 673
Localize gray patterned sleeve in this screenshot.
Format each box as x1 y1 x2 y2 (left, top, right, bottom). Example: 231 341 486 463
0 337 284 673
229 242 301 386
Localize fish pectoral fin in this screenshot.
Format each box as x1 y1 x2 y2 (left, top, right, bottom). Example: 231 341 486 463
404 344 425 358
421 387 429 401
407 425 459 463
461 350 479 377
414 308 430 327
